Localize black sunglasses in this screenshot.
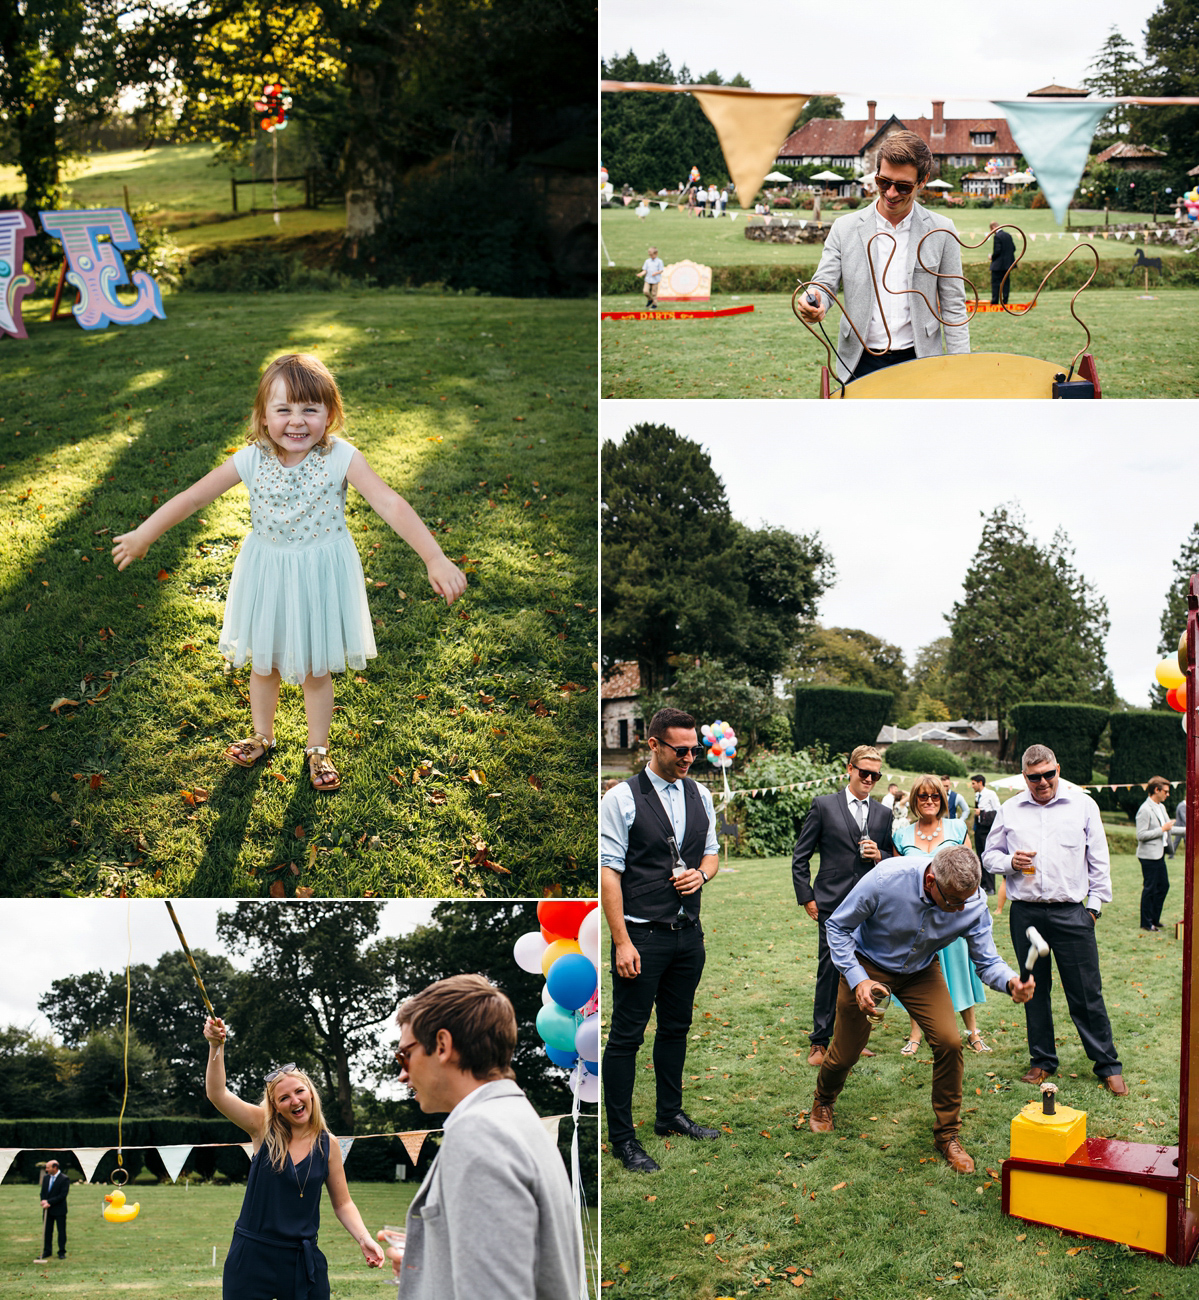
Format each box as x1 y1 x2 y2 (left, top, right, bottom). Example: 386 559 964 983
1025 770 1056 784
852 766 882 782
655 742 704 759
877 175 916 197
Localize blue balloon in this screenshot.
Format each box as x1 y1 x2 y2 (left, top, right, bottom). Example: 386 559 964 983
545 1045 578 1068
584 1059 598 1073
546 953 598 1011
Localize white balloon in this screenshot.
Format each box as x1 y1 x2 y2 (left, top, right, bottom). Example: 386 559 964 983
541 984 556 1007
578 908 601 967
570 1062 599 1103
513 930 549 974
574 1013 600 1061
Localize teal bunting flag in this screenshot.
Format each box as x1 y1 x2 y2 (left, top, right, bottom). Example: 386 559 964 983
991 100 1115 224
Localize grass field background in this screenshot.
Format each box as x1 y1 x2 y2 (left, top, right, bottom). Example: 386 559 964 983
0 294 597 897
1 1181 600 1299
600 851 1192 1298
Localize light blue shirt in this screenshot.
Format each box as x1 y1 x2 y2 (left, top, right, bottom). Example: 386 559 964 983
599 769 719 871
827 861 1018 995
981 781 1110 911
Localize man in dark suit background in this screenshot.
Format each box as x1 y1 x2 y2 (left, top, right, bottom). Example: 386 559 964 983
990 221 1016 305
35 1158 69 1262
792 745 895 1066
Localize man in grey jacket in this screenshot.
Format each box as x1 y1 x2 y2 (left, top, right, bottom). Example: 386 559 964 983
796 130 969 384
392 974 580 1300
1135 776 1175 931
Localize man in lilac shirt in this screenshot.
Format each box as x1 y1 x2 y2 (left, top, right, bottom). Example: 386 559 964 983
983 744 1127 1094
809 844 1034 1173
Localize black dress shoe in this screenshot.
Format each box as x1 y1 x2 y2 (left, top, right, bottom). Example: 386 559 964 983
654 1111 720 1140
612 1139 660 1172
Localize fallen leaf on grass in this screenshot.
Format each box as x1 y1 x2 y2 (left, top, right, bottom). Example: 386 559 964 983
50 697 81 713
542 883 563 897
269 881 286 897
156 568 170 581
295 886 314 897
831 1181 847 1191
89 774 103 791
50 791 62 803
464 768 486 785
181 788 210 806
477 691 495 705
703 1233 716 1244
428 789 447 805
528 774 543 790
558 681 588 694
412 761 433 784
295 825 305 838
790 1279 804 1289
1066 1247 1088 1256
644 1194 657 1202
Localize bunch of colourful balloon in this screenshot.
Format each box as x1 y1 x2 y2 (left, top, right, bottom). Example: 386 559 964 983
1155 633 1189 730
1183 189 1199 222
255 82 292 132
513 900 600 1103
702 719 738 768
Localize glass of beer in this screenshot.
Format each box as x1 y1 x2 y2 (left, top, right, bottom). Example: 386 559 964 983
867 983 891 1026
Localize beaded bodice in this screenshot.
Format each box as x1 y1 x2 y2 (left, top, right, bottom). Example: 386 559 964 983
245 442 350 548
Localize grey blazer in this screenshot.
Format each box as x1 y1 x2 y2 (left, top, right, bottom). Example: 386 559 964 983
401 1079 580 1300
808 201 971 380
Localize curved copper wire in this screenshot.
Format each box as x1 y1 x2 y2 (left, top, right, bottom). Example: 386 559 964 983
792 221 1100 382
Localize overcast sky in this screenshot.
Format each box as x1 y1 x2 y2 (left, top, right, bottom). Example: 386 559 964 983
601 0 1161 120
0 899 438 1038
601 400 1196 708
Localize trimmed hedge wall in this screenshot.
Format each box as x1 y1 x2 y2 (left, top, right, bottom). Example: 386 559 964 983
793 685 892 761
1008 702 1110 784
880 740 967 778
1106 709 1187 819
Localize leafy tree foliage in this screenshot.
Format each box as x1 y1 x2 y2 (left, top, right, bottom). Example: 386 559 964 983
0 1026 72 1119
946 505 1114 758
796 96 844 128
1085 26 1144 142
217 902 397 1132
602 424 833 691
38 950 242 1112
791 625 906 722
1138 0 1199 159
639 658 786 755
601 51 748 192
67 1027 168 1117
900 636 954 726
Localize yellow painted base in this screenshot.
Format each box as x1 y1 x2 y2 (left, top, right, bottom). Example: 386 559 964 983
1008 1169 1169 1256
841 352 1070 399
1010 1102 1087 1163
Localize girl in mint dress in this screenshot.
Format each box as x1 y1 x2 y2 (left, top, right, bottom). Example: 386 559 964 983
113 353 467 791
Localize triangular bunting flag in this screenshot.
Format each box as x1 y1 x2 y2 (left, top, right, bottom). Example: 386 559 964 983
399 1131 430 1166
658 201 667 211
158 1145 192 1184
541 1116 563 1144
0 1149 20 1184
74 1148 109 1183
991 99 1113 224
728 211 739 221
1072 233 1080 241
799 220 808 229
781 218 789 228
239 1142 254 1161
338 1137 354 1162
690 88 810 208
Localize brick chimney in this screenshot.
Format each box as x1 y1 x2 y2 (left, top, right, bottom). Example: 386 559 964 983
867 100 876 131
932 101 945 136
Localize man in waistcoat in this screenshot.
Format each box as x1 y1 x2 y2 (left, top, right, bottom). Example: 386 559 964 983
600 707 720 1172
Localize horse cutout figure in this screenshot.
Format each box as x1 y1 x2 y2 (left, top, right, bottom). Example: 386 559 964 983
793 223 1102 399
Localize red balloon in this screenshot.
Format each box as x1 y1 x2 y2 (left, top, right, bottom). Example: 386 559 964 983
1168 684 1187 713
537 899 596 941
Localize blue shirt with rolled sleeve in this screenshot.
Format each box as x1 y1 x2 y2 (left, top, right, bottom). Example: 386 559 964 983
826 861 1018 995
981 781 1111 912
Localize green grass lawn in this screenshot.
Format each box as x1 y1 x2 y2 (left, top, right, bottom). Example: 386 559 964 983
602 204 1191 267
600 852 1192 1298
600 287 1199 399
0 293 597 898
0 144 314 229
169 209 348 250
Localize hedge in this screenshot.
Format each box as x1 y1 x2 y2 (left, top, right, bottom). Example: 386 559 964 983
879 740 967 778
600 257 1199 298
738 749 844 856
1105 709 1187 819
1007 702 1110 784
793 685 892 761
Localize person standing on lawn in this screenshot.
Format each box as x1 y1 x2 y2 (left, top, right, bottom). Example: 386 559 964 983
982 744 1127 1095
636 246 664 311
1135 776 1175 931
600 707 720 1173
809 844 1035 1173
34 1159 69 1262
791 745 895 1067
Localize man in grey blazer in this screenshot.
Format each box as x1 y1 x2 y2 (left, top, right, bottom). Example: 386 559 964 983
391 974 580 1300
797 130 969 384
792 745 895 1065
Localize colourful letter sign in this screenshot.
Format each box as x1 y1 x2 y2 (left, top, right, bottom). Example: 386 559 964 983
38 208 166 330
0 210 36 339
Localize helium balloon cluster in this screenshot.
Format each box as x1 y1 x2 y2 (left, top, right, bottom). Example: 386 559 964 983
514 900 600 1103
702 719 738 768
1183 189 1199 222
1155 631 1189 730
255 82 292 132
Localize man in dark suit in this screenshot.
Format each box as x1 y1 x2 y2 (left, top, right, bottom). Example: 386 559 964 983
990 221 1016 305
35 1158 69 1261
792 745 894 1066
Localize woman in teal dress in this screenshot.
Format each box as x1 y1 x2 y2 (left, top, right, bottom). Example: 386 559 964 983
893 774 991 1056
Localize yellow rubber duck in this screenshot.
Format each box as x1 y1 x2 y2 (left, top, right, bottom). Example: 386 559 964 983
102 1188 140 1223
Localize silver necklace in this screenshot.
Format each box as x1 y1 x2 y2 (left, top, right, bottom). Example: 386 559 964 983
291 1135 316 1198
914 821 942 844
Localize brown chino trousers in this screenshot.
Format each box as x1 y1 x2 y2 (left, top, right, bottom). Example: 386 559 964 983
814 954 964 1144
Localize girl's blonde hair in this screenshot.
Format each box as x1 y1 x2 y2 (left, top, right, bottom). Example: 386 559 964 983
249 353 345 456
258 1067 332 1172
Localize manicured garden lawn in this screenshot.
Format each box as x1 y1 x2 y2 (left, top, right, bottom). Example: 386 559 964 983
600 852 1192 1298
600 288 1199 399
0 293 597 897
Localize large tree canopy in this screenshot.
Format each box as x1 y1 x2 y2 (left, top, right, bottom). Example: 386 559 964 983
946 505 1114 757
792 624 907 722
1139 0 1199 160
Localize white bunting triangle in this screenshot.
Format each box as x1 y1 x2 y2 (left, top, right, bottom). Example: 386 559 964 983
158 1145 193 1184
728 211 739 221
239 1143 254 1161
337 1137 354 1163
799 220 807 229
659 201 668 211
0 1149 20 1184
541 1116 563 1143
74 1148 109 1183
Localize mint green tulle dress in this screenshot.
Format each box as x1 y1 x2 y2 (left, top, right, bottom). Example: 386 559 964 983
218 437 376 685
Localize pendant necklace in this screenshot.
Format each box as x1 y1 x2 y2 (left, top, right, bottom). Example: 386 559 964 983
292 1136 315 1198
914 821 941 845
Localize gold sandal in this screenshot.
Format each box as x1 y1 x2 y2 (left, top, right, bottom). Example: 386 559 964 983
226 733 275 768
306 745 341 792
